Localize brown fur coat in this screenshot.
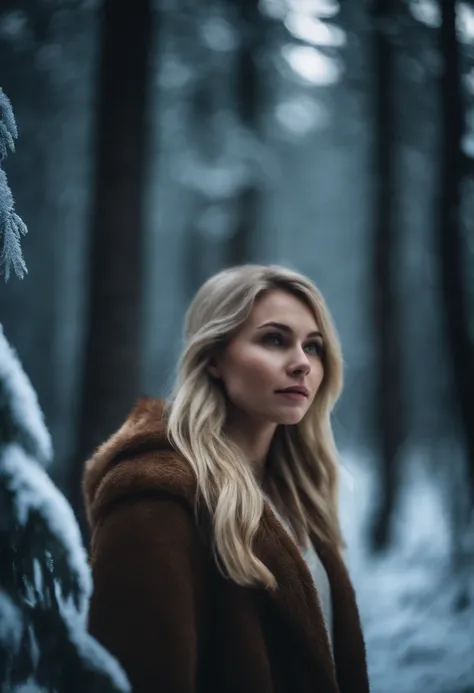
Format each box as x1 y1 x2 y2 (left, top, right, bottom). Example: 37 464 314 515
83 397 370 693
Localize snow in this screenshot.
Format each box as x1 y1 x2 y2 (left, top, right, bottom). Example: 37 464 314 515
0 325 52 467
0 443 91 617
408 0 474 44
0 87 130 692
199 16 238 53
0 11 30 44
58 600 131 693
0 590 22 651
0 88 17 156
284 14 346 48
408 0 441 28
0 88 28 281
0 442 131 691
10 682 49 693
281 44 343 86
275 95 328 138
339 451 474 693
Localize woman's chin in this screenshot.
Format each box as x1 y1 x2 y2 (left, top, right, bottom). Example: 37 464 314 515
273 409 307 426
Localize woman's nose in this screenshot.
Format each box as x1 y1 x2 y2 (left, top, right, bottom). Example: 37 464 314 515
289 349 311 375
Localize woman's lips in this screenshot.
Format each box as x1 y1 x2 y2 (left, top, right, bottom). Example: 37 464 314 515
275 391 308 402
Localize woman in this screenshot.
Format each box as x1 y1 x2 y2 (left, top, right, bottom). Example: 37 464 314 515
83 264 369 693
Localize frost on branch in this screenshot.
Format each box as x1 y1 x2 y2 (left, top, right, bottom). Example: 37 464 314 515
0 88 28 282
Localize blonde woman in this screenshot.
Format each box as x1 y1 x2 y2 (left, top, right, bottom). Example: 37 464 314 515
83 264 369 693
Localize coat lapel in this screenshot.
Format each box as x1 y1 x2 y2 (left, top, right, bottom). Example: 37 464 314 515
313 536 370 693
257 503 339 693
257 503 369 693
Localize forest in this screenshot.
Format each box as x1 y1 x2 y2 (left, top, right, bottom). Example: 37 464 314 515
0 0 473 691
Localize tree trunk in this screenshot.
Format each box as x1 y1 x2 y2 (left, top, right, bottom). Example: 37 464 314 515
437 0 474 504
368 0 405 551
227 0 262 266
70 0 153 535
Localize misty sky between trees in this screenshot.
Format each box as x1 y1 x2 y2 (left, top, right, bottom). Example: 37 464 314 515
1 0 474 691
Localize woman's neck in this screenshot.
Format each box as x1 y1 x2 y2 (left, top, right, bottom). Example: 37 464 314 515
223 408 277 485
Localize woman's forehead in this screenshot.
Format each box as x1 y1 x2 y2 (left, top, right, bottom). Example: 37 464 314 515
246 290 320 332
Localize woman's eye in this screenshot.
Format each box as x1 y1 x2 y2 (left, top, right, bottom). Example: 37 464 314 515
305 341 325 357
262 333 324 357
263 332 283 346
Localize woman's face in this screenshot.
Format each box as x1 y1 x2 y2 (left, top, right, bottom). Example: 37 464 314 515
208 289 325 427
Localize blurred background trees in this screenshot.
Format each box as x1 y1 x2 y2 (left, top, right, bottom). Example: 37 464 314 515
71 0 153 534
1 0 474 689
367 0 406 551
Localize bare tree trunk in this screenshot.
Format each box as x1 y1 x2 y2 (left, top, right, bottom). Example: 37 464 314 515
368 0 405 551
438 1 474 505
227 0 262 266
70 0 153 535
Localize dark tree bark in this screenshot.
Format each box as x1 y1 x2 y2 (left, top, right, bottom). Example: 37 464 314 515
437 0 474 504
226 0 263 266
368 0 406 552
70 0 153 534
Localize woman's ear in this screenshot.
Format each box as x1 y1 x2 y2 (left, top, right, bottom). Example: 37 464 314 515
207 356 222 380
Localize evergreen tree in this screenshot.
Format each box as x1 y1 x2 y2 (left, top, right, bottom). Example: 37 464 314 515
0 89 27 282
0 89 130 693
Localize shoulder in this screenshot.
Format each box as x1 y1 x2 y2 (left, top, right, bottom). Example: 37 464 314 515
89 492 212 618
82 397 197 529
90 493 206 570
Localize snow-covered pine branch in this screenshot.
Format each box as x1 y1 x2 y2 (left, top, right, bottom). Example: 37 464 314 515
0 88 28 282
0 325 52 468
0 88 130 693
0 321 131 691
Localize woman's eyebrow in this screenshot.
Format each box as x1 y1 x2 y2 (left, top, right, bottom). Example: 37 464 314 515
257 321 323 340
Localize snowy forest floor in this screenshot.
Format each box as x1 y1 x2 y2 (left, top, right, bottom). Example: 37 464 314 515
340 450 474 693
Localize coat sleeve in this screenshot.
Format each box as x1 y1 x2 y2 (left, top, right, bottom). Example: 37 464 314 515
87 495 208 693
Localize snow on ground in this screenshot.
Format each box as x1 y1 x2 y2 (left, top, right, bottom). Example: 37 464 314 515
339 450 474 693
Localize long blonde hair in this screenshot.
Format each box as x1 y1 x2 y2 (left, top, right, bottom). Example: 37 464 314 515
166 264 345 590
